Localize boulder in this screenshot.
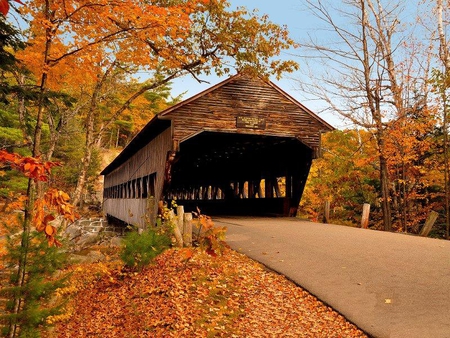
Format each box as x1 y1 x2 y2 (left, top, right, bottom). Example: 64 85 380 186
86 250 105 262
64 224 82 241
110 237 123 248
76 233 99 249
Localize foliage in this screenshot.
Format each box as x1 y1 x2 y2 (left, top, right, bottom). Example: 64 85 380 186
0 149 77 337
120 228 171 271
0 230 68 338
384 104 439 232
192 209 227 257
301 123 446 235
155 199 179 240
53 248 366 337
300 130 379 226
0 12 26 103
0 172 28 199
0 0 22 17
0 149 77 245
0 149 58 182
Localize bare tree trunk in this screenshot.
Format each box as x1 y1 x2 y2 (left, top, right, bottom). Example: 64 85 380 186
360 0 392 231
443 94 449 240
71 90 97 207
15 74 33 148
379 154 392 231
437 0 450 240
46 114 62 161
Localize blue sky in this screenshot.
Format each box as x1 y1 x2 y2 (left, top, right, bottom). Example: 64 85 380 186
169 0 342 127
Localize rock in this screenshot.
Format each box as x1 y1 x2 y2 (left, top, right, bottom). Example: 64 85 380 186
110 237 123 248
69 254 90 264
87 250 105 262
77 233 99 249
65 224 82 241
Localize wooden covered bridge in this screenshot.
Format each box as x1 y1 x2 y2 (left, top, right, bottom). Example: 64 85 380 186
101 74 333 227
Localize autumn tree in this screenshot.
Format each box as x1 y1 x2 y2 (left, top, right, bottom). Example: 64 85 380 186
0 150 78 338
300 129 380 226
384 104 438 232
296 0 433 231
0 5 78 337
17 0 298 206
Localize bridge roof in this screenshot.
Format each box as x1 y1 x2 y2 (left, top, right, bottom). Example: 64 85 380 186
101 73 333 176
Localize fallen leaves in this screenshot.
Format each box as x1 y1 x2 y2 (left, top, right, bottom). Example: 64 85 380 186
54 248 367 337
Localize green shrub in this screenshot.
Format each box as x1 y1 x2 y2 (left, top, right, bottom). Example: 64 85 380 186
120 228 171 271
0 230 69 338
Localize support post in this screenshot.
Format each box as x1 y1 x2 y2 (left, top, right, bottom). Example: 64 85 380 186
248 180 255 198
169 209 183 247
420 211 439 237
323 200 330 223
183 212 193 247
176 205 184 235
265 178 274 198
361 203 370 229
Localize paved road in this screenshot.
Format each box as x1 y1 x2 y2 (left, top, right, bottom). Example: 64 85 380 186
216 217 450 338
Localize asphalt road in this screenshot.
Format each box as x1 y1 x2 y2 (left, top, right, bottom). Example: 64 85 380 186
216 217 450 338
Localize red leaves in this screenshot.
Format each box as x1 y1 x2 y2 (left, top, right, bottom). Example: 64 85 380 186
0 0 23 16
0 0 9 16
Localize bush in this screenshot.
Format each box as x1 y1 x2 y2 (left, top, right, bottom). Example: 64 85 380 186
0 230 69 338
120 228 171 271
192 210 227 257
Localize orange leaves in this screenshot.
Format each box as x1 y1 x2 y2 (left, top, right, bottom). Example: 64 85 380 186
0 150 60 182
33 189 78 246
1 150 77 246
42 189 76 221
0 149 18 164
180 247 194 262
193 209 227 257
21 0 296 101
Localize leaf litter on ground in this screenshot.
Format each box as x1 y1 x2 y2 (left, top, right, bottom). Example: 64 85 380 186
54 248 367 337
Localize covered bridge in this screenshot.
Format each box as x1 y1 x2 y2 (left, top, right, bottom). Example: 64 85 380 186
101 74 333 227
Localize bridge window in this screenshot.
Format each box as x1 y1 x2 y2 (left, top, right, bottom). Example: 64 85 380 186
276 177 286 198
136 178 142 198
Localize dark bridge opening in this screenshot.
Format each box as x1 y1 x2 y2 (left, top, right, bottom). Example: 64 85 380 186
167 131 313 216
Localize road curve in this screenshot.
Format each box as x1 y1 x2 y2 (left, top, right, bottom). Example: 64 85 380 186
217 217 450 338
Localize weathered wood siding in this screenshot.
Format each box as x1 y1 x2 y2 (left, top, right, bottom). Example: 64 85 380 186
162 76 327 150
103 127 172 226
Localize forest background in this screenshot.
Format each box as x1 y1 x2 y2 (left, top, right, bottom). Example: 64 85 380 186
1 0 450 240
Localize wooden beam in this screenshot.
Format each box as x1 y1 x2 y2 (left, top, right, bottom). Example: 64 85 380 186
420 211 439 237
361 203 370 229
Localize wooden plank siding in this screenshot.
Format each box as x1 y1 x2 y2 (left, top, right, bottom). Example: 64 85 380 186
102 127 172 227
160 75 330 153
